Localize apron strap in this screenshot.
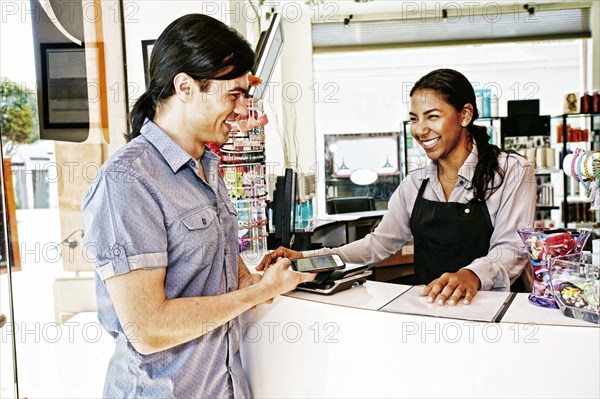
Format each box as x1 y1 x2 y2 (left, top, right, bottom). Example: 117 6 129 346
416 178 429 201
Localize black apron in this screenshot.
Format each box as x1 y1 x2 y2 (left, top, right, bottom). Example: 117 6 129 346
409 178 494 285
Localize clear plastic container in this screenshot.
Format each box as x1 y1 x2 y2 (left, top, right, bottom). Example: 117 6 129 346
549 253 599 324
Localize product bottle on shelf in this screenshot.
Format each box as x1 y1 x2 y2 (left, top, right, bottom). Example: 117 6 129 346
491 94 499 117
482 89 491 118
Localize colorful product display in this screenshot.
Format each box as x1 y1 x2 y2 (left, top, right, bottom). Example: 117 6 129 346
563 149 595 186
556 124 589 143
518 228 590 308
580 90 600 114
219 98 269 262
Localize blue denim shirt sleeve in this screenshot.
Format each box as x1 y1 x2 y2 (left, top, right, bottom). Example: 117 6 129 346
82 170 168 281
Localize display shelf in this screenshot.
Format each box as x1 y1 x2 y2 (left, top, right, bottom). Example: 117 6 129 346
535 168 561 175
567 195 591 203
551 112 600 119
221 162 266 168
219 99 269 262
567 221 598 229
554 113 600 227
535 205 560 211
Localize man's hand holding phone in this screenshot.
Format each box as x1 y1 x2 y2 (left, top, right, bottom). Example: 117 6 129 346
259 256 317 298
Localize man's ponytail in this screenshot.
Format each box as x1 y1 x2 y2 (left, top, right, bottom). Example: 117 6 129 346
126 91 156 142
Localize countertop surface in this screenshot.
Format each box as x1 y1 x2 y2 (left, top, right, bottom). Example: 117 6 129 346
288 279 598 327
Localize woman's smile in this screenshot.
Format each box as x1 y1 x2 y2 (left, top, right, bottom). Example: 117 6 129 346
420 136 441 150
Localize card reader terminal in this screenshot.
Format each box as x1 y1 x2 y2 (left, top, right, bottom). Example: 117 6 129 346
296 263 373 295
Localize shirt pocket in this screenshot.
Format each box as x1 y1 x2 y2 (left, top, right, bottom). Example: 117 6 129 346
181 207 217 231
224 200 237 217
180 207 219 266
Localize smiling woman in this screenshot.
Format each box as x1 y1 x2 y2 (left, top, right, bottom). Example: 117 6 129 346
409 69 504 203
263 68 536 308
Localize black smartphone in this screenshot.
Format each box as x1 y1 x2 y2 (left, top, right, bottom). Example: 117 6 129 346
291 254 345 273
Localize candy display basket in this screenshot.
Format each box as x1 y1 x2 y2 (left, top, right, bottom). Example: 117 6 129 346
518 228 591 308
549 253 599 324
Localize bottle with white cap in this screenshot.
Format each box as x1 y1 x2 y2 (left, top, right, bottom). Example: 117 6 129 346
491 94 499 117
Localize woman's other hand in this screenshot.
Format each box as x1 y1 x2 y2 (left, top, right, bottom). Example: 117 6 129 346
420 269 481 306
256 246 303 271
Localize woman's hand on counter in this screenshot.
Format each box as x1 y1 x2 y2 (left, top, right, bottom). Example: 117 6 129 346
256 247 303 271
420 269 482 306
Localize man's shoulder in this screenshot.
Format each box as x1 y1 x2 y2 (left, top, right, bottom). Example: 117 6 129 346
82 138 159 208
88 137 164 193
102 136 157 176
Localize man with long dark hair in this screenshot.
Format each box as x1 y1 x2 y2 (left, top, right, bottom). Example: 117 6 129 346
82 14 314 398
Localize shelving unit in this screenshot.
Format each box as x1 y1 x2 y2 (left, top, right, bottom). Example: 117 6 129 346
553 112 600 228
219 99 269 263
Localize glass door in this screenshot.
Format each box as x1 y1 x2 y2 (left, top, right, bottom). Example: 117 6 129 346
1 1 126 397
1 151 18 399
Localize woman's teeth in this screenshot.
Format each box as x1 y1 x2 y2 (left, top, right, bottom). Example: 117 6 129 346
421 137 440 150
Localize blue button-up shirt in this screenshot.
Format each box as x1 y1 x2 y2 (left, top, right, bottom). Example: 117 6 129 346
82 120 250 398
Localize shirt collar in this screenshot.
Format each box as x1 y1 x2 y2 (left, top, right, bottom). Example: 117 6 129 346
140 118 220 173
457 139 479 183
424 138 479 183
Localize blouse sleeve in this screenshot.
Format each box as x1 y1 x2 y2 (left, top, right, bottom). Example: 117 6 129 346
464 156 536 290
303 180 414 265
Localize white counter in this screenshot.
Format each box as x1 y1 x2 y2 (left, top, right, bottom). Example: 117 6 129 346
240 281 599 398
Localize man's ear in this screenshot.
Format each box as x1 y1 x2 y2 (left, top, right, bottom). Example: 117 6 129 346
173 73 194 101
461 103 475 127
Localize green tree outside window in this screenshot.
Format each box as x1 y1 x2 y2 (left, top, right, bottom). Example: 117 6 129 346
1 77 39 157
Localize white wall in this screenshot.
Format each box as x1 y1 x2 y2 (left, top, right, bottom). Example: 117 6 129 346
123 0 230 105
120 0 318 182
314 40 583 135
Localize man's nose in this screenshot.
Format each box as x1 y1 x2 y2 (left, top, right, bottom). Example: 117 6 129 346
234 95 248 116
